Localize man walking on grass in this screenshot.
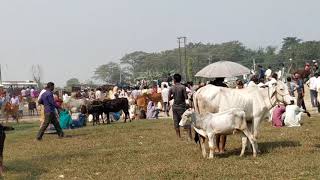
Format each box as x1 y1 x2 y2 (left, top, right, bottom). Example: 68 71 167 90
307 73 318 107
161 84 170 117
168 74 191 139
36 82 64 141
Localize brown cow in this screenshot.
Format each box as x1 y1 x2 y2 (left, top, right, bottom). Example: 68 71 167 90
136 93 163 119
3 102 19 124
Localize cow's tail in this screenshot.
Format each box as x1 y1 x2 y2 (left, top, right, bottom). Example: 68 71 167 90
192 91 201 144
193 90 200 113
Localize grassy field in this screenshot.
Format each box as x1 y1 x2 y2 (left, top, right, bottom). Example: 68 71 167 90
2 114 320 179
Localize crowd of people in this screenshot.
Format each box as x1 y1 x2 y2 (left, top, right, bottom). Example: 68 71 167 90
0 61 318 174
238 64 315 128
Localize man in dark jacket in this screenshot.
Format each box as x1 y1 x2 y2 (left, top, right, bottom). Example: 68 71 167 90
168 74 191 139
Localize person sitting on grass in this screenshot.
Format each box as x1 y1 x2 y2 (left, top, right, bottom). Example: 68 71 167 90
71 113 87 129
59 109 72 129
146 101 160 119
284 100 311 127
272 103 286 128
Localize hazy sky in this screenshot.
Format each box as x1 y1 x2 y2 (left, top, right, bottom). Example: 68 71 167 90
0 0 319 86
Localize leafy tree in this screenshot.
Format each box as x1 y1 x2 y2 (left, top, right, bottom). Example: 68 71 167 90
93 62 130 84
66 78 80 87
120 51 148 79
281 37 302 52
94 37 320 84
93 62 119 83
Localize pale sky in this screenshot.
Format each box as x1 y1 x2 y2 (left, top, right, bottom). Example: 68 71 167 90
0 0 319 86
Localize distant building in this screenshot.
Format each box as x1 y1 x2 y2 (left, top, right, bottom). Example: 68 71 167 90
0 80 38 89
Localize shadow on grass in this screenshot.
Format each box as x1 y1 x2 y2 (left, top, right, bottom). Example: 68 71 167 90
314 144 320 148
0 120 37 130
216 140 301 158
44 131 88 138
5 159 47 178
63 134 88 138
259 140 301 153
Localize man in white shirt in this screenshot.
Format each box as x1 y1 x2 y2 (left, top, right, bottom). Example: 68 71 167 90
21 88 26 97
131 86 141 100
245 75 258 88
306 73 318 107
284 100 310 127
161 84 170 116
265 66 272 80
10 95 20 106
38 89 46 101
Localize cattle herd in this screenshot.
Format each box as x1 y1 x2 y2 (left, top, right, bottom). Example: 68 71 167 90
0 79 298 159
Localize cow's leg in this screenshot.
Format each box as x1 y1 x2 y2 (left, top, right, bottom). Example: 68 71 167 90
240 132 248 157
101 113 104 124
207 133 215 159
93 114 97 126
200 136 207 158
123 110 127 123
124 109 130 123
98 114 102 125
106 113 111 124
252 119 261 154
126 109 131 122
246 123 253 152
242 129 257 157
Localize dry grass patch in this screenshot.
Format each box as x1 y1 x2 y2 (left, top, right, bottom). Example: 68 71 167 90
2 115 320 179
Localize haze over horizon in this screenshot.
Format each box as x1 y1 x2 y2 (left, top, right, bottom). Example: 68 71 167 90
0 0 319 86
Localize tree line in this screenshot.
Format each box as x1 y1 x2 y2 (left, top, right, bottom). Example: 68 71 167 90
68 37 320 87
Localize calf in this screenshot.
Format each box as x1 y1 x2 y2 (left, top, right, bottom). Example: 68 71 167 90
87 100 104 126
179 108 257 159
3 102 19 124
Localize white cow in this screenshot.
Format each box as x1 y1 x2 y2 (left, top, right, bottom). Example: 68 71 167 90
193 80 292 154
179 108 257 158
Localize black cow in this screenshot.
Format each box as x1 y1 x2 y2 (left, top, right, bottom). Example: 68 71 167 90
103 98 130 124
87 100 104 126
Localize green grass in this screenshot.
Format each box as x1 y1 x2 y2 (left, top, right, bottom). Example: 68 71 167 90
2 115 320 179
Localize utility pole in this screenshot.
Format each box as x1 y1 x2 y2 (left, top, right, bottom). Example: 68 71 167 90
183 37 187 82
119 66 122 84
178 37 182 75
177 36 187 81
